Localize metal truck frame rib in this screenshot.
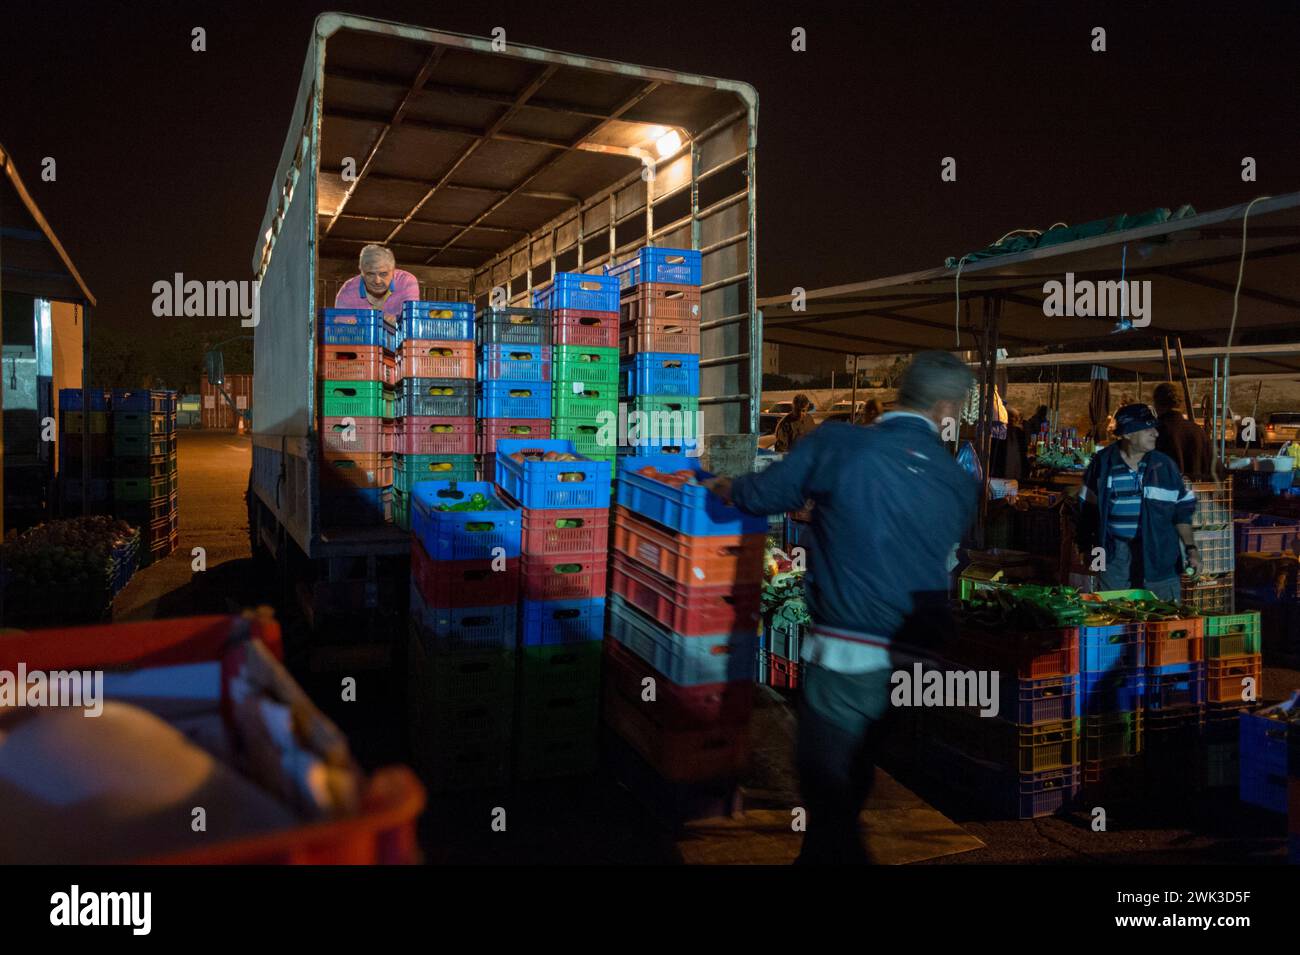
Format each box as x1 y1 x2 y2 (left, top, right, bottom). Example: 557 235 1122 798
248 14 759 613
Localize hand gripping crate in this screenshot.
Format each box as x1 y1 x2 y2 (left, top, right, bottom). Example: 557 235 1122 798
411 481 521 561
621 352 701 398
604 246 702 291
399 300 474 343
615 452 767 537
531 271 620 313
317 344 396 384
611 505 765 587
477 306 551 347
494 438 611 510
553 308 618 348
399 339 475 380
477 343 551 382
606 593 760 686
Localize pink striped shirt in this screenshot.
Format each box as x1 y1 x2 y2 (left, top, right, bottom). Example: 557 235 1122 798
334 270 421 320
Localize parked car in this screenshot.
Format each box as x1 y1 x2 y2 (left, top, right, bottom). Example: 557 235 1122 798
1264 412 1300 448
829 400 865 415
763 400 816 416
816 410 855 425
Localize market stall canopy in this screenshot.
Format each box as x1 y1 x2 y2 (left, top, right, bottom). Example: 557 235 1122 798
0 141 96 305
759 193 1300 361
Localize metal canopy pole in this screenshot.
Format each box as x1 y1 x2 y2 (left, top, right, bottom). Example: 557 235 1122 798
976 296 1002 544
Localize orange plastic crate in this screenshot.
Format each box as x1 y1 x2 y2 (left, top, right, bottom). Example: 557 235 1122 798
1205 653 1262 703
950 627 1079 679
317 344 397 385
1145 615 1204 667
611 505 765 587
399 339 475 379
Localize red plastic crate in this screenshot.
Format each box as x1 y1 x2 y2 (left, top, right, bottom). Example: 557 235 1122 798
553 308 618 348
398 339 475 379
319 451 394 489
601 684 750 783
316 344 397 385
949 626 1079 679
520 506 610 557
609 553 762 637
768 653 800 690
319 416 395 454
603 637 755 731
1145 616 1205 667
478 418 551 457
612 505 766 588
396 416 475 455
619 283 702 356
520 552 608 601
411 544 519 609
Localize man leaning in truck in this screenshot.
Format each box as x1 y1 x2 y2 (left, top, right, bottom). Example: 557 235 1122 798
1075 403 1200 600
705 352 979 864
334 244 421 319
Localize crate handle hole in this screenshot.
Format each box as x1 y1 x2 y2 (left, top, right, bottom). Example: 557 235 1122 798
552 609 580 620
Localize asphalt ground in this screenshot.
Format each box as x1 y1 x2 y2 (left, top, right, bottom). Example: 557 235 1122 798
110 430 1296 864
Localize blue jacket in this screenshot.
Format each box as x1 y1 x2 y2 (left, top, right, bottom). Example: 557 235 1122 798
1075 443 1196 584
731 415 979 653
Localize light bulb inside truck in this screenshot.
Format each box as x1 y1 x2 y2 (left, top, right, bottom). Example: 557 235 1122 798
655 130 682 158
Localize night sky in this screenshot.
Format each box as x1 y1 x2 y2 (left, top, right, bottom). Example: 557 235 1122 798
2 0 1297 369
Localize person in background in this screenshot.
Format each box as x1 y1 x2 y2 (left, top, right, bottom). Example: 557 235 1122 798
1024 404 1050 442
856 398 884 427
334 244 421 320
705 352 979 864
774 393 818 452
1076 403 1200 601
992 407 1028 481
1153 382 1215 481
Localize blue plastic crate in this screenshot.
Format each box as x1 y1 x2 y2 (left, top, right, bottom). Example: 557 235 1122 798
400 301 474 342
620 352 701 398
494 438 612 510
61 478 111 503
319 486 391 527
616 453 767 537
1080 622 1146 670
1144 662 1205 710
532 271 620 313
607 593 759 686
319 308 396 350
521 598 606 646
605 247 702 290
477 343 552 382
112 389 170 413
59 388 111 411
411 480 521 561
999 674 1080 724
1079 667 1145 715
410 587 519 653
1239 705 1292 813
477 379 552 419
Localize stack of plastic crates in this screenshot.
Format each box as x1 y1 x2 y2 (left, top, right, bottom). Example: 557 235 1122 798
1238 693 1299 814
532 272 620 466
476 306 552 482
318 308 396 527
608 248 703 460
1235 552 1300 664
605 453 765 824
493 439 610 780
407 480 521 792
943 600 1082 819
112 390 179 566
393 302 476 529
57 388 112 516
1180 482 1234 612
1198 608 1264 789
1075 606 1146 801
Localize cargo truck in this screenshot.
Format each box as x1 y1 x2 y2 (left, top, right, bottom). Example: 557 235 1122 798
248 13 760 624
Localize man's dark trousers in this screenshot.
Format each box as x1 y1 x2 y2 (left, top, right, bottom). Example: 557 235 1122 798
795 662 895 864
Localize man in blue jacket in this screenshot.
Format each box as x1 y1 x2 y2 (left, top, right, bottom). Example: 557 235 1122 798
1075 403 1200 600
706 352 979 864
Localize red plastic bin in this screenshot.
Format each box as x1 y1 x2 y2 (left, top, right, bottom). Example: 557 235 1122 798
609 552 762 637
398 339 475 380
768 653 801 690
603 637 755 731
619 283 702 356
412 544 520 609
553 308 618 348
520 506 610 557
319 416 395 454
317 344 397 385
521 552 608 601
396 416 475 455
477 417 551 455
949 626 1079 680
601 684 750 783
612 505 766 587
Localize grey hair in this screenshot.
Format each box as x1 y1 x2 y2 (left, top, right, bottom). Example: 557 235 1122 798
897 351 974 410
359 244 396 269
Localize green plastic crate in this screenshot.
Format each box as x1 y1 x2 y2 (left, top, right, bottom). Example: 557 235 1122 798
395 453 476 493
1203 611 1262 658
625 395 700 418
319 380 395 418
521 642 603 693
552 345 619 387
552 417 616 462
552 385 618 421
113 411 168 435
112 432 154 457
112 475 170 502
